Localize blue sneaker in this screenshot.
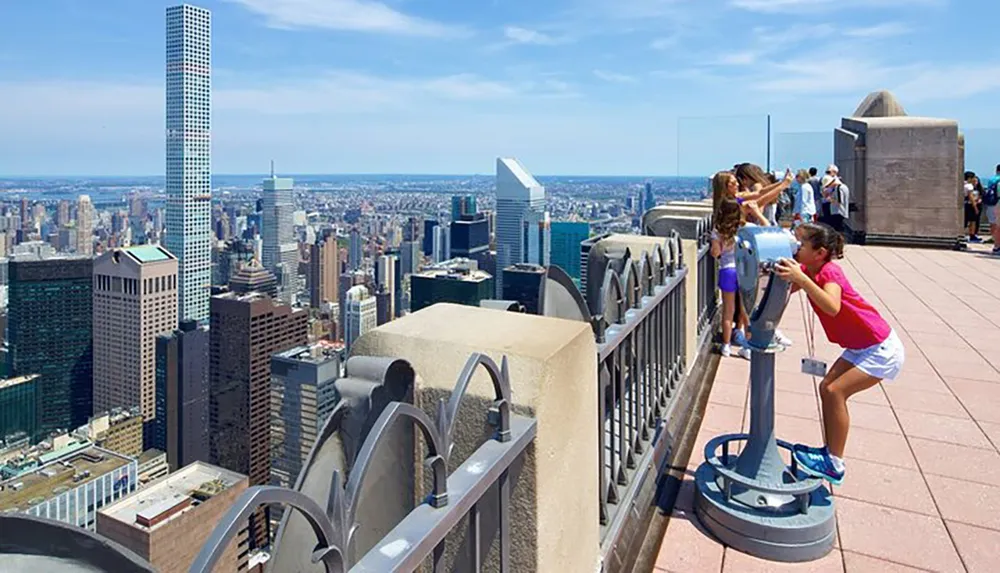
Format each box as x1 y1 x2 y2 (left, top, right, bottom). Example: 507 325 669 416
732 330 748 348
793 444 845 486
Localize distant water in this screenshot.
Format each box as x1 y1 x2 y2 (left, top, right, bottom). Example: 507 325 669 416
0 174 709 202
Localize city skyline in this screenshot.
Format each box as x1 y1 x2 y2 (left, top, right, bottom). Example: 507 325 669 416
2 0 998 177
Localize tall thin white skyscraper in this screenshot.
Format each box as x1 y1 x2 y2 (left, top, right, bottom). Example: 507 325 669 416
165 4 212 322
76 195 93 256
495 157 546 297
262 163 298 303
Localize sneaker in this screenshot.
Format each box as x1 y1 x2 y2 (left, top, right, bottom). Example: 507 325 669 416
732 329 748 348
969 236 983 243
993 247 1000 256
774 329 793 347
793 445 844 486
738 346 752 360
721 344 732 357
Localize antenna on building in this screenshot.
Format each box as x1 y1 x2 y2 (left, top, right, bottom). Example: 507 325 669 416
270 160 275 178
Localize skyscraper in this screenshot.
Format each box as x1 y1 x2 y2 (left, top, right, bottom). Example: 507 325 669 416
524 210 551 267
644 181 656 213
77 195 93 256
309 230 339 308
93 246 179 425
432 224 450 263
165 4 212 322
270 345 341 490
550 221 591 284
451 195 477 222
261 166 298 303
348 228 363 271
495 157 546 297
210 292 307 486
375 254 397 320
154 320 210 471
210 291 307 545
7 255 93 436
345 285 376 354
502 263 547 315
450 213 489 268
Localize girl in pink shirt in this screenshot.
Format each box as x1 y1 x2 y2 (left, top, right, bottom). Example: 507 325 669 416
775 223 905 485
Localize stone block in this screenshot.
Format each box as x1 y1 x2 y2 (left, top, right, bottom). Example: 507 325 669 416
837 116 961 243
352 304 600 573
646 215 706 241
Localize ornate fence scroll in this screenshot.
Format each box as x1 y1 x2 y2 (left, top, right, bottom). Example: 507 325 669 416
189 352 535 573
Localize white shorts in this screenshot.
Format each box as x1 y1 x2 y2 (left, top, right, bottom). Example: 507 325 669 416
988 204 999 225
841 329 905 381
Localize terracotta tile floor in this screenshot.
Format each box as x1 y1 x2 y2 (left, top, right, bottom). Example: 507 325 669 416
656 245 1000 572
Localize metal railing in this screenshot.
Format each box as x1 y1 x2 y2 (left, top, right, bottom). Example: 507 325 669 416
189 352 536 573
590 235 687 546
695 218 718 337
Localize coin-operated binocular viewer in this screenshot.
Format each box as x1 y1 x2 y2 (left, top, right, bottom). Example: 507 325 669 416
694 226 836 562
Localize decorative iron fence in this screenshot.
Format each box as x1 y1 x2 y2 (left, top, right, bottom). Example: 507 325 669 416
189 352 536 573
591 235 687 547
696 217 718 337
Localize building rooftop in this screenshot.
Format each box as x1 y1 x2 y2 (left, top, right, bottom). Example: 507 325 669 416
275 343 340 365
414 265 492 283
100 462 245 532
497 157 541 190
0 445 132 513
0 374 39 391
122 245 174 263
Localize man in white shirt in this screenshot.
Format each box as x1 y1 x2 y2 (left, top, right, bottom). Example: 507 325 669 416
822 173 850 232
794 169 816 227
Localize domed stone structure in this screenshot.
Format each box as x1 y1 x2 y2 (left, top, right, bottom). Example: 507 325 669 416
852 90 908 118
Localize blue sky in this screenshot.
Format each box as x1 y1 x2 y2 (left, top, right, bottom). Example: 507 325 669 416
1 0 998 176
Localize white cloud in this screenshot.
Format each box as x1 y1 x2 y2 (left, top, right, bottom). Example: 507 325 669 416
593 70 638 83
649 35 681 50
713 51 759 66
503 26 563 45
731 0 941 12
893 64 1000 102
746 49 1000 105
844 22 912 38
225 0 467 37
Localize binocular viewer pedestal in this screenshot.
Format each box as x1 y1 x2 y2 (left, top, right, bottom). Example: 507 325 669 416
693 226 836 562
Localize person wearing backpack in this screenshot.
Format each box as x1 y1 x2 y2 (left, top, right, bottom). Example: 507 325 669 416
986 164 1000 255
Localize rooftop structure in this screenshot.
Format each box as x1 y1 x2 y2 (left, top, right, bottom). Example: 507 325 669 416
0 443 136 530
97 462 248 573
410 258 494 313
100 462 243 531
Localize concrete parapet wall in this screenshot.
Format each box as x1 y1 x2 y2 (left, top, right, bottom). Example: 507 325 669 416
352 303 600 573
643 207 711 242
838 116 961 243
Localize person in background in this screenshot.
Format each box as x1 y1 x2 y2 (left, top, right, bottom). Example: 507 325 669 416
821 172 850 233
808 167 822 220
819 165 840 225
793 169 817 228
964 171 981 243
984 164 1000 254
711 198 752 360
